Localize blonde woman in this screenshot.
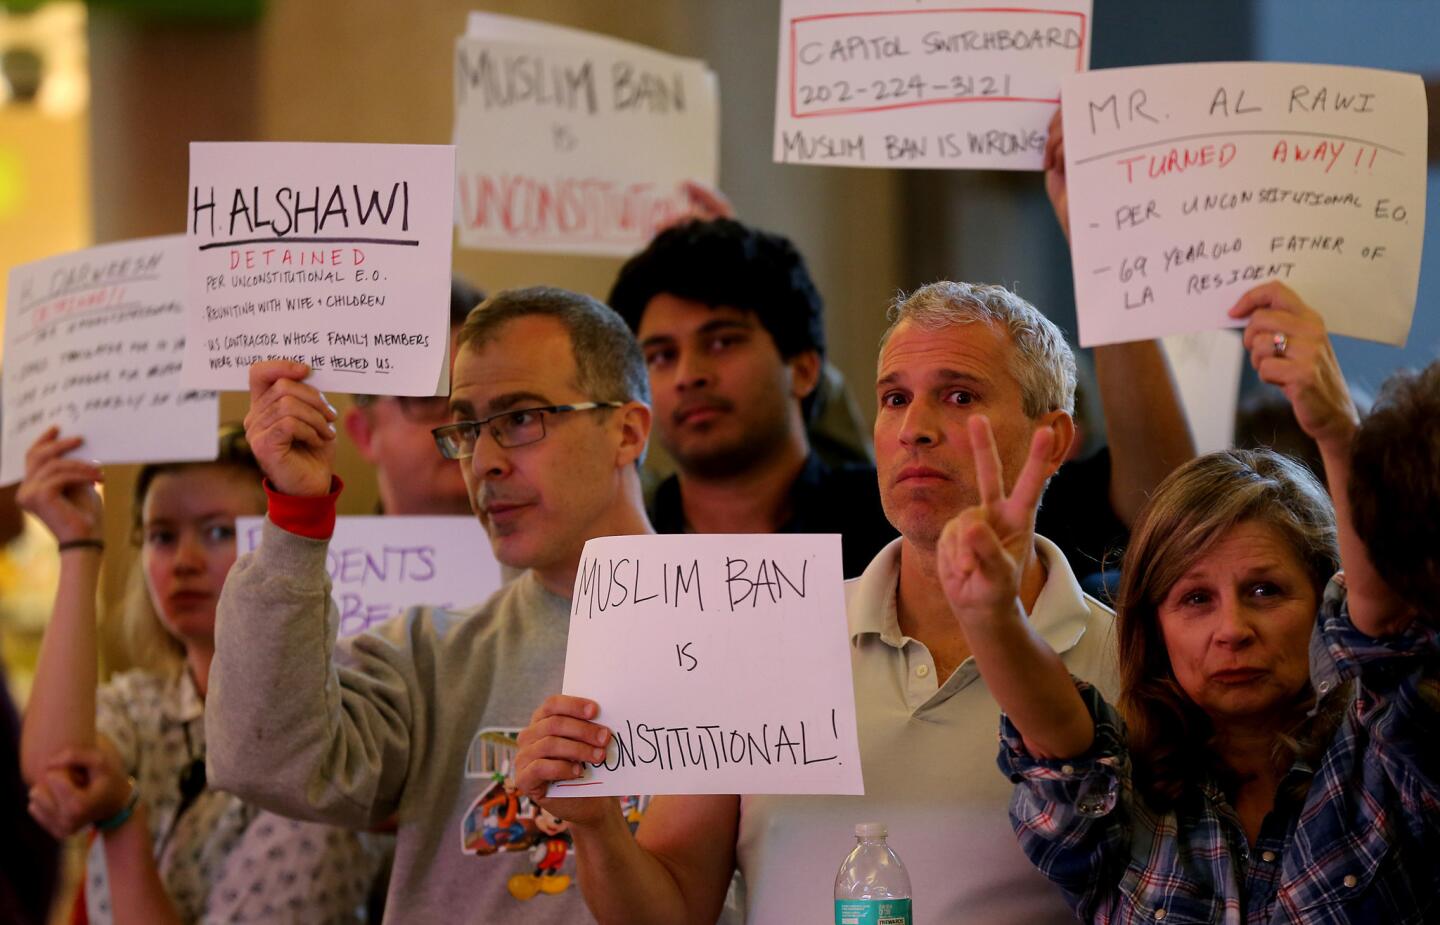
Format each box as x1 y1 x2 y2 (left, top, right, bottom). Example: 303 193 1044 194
19 426 376 924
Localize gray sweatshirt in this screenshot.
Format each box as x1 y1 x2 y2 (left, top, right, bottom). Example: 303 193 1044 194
207 519 598 924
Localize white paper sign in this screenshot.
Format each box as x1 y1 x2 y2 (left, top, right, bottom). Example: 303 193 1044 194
551 533 862 797
454 17 719 257
1161 329 1244 455
1063 62 1427 348
774 0 1092 170
239 515 502 637
181 142 456 395
2 236 218 486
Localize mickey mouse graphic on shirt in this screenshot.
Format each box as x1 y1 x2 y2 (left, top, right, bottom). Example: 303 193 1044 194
459 727 648 903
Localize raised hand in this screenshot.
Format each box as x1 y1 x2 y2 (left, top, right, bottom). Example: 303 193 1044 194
1042 107 1069 241
16 426 104 544
937 416 1054 624
1228 282 1358 449
513 694 618 827
244 360 338 497
27 743 132 838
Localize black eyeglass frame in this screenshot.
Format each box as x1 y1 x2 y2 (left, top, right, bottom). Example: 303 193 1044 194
431 401 624 458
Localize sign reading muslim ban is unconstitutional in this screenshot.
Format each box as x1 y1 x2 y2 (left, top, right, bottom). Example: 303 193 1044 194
773 0 1092 170
549 533 863 798
1062 62 1427 348
2 236 218 487
238 515 503 638
180 142 456 396
454 13 718 257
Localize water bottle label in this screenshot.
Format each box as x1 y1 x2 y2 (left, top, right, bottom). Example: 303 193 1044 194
834 898 912 925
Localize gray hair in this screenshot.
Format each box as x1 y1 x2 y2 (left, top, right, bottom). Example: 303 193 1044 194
456 286 651 408
880 281 1076 418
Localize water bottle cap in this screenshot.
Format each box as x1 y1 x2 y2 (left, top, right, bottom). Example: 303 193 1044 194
854 822 887 838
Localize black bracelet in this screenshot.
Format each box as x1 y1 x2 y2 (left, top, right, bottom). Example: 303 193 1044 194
57 538 105 553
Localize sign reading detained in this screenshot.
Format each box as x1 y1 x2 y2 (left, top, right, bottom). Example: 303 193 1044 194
551 534 863 797
454 13 718 257
181 142 456 395
2 236 217 486
774 0 1092 170
238 515 502 638
1063 62 1427 348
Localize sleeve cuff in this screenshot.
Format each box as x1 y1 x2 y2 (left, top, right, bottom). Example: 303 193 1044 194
264 476 343 539
1318 574 1440 684
996 679 1126 818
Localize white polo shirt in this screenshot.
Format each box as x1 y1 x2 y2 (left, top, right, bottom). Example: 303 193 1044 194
736 535 1118 925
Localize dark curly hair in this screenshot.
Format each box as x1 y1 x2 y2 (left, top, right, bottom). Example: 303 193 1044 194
608 219 825 417
1349 360 1440 611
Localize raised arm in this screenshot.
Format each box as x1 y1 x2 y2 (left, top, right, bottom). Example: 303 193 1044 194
1227 282 1411 635
207 360 413 827
1044 108 1195 526
936 416 1093 758
16 427 105 785
514 695 739 924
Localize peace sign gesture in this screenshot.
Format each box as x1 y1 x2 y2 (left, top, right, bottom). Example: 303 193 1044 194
936 415 1055 626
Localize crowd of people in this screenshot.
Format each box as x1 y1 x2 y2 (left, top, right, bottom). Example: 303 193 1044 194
3 105 1437 925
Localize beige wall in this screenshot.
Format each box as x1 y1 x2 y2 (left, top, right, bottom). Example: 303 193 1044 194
85 0 909 619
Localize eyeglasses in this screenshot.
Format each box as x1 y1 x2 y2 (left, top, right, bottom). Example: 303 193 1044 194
354 394 452 424
431 402 624 458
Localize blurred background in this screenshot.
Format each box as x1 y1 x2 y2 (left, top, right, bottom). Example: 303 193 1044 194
0 4 1436 896
4 0 1439 692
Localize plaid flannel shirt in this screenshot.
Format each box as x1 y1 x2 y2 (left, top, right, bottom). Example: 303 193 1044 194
997 576 1440 924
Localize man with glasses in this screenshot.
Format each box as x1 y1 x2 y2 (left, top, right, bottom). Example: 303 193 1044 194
206 287 654 923
341 275 484 516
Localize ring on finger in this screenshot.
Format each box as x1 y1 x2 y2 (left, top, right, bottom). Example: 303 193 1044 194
1271 332 1289 358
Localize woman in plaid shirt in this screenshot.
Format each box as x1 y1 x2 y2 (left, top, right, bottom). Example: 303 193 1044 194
935 282 1436 924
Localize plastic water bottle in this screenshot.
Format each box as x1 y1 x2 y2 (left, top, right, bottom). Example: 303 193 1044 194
834 822 912 925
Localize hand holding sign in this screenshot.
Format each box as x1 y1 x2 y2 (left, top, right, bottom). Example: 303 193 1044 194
1229 282 1358 449
244 360 338 498
1043 107 1071 240
514 694 618 826
937 416 1054 625
15 427 104 546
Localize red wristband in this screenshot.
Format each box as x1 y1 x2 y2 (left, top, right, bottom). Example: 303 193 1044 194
264 476 343 540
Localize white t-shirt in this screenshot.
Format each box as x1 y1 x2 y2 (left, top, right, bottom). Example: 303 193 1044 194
736 536 1119 925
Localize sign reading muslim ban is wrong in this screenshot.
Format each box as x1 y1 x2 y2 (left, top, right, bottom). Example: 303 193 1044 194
1062 62 1427 348
2 235 218 486
180 142 456 395
550 534 863 797
774 0 1092 170
238 516 503 638
454 13 718 257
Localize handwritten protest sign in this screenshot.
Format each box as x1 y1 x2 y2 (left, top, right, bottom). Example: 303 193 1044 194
454 14 718 256
1161 329 1244 455
773 0 1091 170
2 236 217 486
180 142 455 395
550 533 862 797
1063 63 1427 348
239 515 501 637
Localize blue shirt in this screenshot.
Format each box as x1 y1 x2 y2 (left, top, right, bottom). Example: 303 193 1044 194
997 576 1440 924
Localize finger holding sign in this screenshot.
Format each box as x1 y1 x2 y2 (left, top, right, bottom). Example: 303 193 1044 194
513 695 619 828
1042 107 1069 241
17 427 105 545
244 360 338 498
1227 283 1358 449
